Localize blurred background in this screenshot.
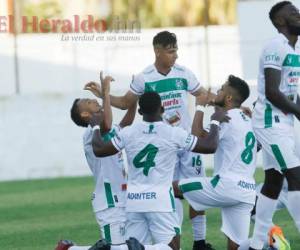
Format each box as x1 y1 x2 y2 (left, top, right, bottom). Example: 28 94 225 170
1 0 300 181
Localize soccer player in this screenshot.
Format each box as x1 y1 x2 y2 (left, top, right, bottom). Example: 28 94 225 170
85 30 214 250
56 73 136 250
89 91 229 250
250 2 300 249
173 75 256 250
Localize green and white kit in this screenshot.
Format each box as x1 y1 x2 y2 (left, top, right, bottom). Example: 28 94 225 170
253 33 300 171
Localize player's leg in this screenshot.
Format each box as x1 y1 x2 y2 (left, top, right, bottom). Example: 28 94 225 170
284 166 300 231
178 151 212 250
96 207 127 244
147 211 181 250
221 202 253 250
250 127 298 250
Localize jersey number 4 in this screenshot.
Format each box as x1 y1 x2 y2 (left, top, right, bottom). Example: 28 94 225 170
133 144 159 176
241 132 256 164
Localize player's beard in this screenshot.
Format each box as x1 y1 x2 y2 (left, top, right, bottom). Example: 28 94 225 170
287 23 300 36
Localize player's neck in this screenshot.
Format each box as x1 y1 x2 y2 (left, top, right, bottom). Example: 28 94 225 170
154 61 171 75
143 115 162 123
280 30 298 48
224 103 239 111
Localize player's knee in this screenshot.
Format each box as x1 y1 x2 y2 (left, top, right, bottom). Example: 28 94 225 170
168 235 180 250
285 166 300 191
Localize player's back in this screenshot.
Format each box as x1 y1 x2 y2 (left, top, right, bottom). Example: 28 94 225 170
112 120 197 212
214 109 257 182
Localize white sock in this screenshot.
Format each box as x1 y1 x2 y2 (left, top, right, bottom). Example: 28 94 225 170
238 239 250 250
250 193 277 250
69 247 90 250
144 244 172 250
287 191 300 231
192 215 206 241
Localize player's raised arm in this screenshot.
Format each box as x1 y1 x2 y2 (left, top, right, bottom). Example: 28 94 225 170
100 71 113 134
265 68 300 120
192 108 230 154
89 112 119 157
119 101 137 128
84 75 138 110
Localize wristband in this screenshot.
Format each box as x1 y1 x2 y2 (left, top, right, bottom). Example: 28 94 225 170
210 120 220 127
92 125 100 131
196 105 206 113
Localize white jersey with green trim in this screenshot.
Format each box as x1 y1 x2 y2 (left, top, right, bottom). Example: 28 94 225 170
83 125 126 212
214 109 257 190
111 121 198 212
130 64 201 131
253 34 300 129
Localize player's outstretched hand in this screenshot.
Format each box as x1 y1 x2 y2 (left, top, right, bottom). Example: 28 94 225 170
89 111 102 127
84 81 102 98
210 107 230 123
100 71 114 95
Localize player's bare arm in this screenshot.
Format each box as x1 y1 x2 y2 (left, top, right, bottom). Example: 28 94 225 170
265 68 300 120
89 113 119 157
85 75 138 110
100 71 114 134
119 101 137 128
192 108 230 154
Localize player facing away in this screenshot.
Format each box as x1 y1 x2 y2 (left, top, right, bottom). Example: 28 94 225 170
249 2 300 250
89 91 229 250
57 73 136 250
173 75 257 250
85 30 215 250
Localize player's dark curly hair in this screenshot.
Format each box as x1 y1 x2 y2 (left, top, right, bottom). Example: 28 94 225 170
269 1 291 27
70 98 88 127
227 75 250 105
153 31 177 48
139 92 162 115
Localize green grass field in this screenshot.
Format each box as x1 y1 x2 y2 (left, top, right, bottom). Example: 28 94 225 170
1 169 299 250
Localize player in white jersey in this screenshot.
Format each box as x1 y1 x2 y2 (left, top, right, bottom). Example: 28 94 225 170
250 2 300 250
173 75 257 250
88 91 229 250
85 31 214 250
56 73 136 250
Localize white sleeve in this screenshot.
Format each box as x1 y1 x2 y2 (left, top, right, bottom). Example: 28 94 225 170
262 42 284 70
186 68 201 93
173 127 198 151
129 73 145 95
111 128 126 151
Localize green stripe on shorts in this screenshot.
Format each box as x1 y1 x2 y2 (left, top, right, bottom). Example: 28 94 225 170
264 104 272 128
169 187 175 212
210 175 220 188
103 224 111 243
174 227 181 235
179 182 203 193
104 182 115 208
271 144 287 171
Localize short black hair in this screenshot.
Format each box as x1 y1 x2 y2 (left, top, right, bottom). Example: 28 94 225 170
70 98 88 127
139 92 162 115
227 75 250 105
153 31 177 48
269 1 291 26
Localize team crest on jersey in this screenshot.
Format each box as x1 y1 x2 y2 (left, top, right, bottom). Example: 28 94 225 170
175 79 184 89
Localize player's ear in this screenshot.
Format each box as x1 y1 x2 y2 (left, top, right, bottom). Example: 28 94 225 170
138 108 143 115
154 47 160 57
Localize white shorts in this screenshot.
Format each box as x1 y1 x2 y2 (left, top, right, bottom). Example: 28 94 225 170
125 211 180 245
95 207 126 244
173 151 206 181
179 176 254 244
254 127 300 172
